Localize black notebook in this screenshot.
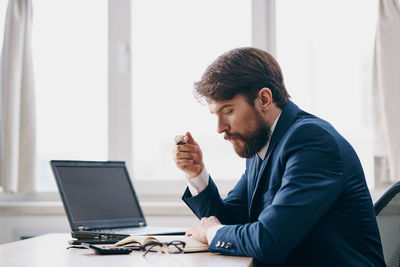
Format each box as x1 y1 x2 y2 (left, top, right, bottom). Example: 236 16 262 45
51 160 185 242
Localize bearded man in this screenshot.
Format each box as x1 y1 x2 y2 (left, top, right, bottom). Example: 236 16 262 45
173 47 384 267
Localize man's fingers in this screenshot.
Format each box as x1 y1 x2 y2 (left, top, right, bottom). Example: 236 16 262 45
173 133 203 178
209 216 221 223
176 151 196 160
176 144 198 153
185 228 192 237
200 216 217 224
185 223 197 237
184 218 216 244
174 135 186 144
176 159 194 167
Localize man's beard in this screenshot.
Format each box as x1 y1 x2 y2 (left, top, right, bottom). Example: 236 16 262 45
224 111 271 158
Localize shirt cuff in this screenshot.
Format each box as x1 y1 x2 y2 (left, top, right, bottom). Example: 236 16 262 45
185 167 209 197
207 225 225 244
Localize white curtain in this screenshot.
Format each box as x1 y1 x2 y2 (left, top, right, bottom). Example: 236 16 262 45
373 0 400 184
0 0 36 192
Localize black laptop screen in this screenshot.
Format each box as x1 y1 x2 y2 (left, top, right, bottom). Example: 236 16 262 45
56 165 142 222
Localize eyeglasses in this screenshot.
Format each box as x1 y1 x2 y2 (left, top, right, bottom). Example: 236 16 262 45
142 240 186 257
118 240 186 258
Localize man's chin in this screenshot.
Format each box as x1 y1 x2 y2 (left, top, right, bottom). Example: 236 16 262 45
233 144 254 159
226 136 258 158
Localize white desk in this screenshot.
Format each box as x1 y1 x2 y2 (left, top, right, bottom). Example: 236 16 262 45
0 233 253 267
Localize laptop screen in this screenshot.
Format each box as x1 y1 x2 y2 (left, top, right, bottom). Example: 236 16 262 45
51 161 146 230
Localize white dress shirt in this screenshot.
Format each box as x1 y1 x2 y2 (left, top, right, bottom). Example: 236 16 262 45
185 113 281 244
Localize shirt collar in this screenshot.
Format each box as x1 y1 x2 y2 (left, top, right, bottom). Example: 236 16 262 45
258 112 281 160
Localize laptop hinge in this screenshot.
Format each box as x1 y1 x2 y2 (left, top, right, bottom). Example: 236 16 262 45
138 222 145 227
78 226 84 231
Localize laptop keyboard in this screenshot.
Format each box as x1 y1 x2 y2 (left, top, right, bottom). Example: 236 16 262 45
95 226 150 234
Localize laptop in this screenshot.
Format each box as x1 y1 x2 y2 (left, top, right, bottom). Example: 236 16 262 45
51 160 186 243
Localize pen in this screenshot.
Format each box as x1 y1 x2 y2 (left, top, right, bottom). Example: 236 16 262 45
176 141 187 145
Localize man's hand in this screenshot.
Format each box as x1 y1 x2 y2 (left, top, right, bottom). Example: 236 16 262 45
185 216 222 244
173 132 204 178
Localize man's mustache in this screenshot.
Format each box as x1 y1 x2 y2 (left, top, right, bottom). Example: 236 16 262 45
224 132 244 141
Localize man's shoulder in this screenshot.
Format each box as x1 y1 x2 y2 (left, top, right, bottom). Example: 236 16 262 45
282 102 333 132
276 111 347 155
276 102 349 152
289 112 338 139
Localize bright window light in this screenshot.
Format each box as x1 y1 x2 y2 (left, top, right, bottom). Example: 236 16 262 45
131 0 252 181
33 0 108 191
276 0 378 186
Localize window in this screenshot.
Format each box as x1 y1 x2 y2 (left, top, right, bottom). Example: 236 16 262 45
276 0 378 186
7 0 377 192
131 0 252 181
33 0 108 191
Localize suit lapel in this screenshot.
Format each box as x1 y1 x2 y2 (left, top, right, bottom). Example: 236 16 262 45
249 101 300 218
248 157 257 205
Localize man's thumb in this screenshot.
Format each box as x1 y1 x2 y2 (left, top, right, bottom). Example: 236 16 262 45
185 132 197 145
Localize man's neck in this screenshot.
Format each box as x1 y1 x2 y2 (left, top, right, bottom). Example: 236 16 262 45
258 111 281 160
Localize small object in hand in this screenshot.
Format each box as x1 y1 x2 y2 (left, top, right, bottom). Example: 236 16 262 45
82 243 133 255
176 141 187 145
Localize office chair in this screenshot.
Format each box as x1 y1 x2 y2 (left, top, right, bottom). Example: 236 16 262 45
374 181 400 267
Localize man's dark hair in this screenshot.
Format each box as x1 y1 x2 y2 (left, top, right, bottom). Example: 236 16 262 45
194 47 290 109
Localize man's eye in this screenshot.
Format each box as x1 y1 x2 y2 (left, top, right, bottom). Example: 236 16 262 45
225 110 233 115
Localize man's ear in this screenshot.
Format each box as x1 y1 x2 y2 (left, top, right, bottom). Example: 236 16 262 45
257 87 273 110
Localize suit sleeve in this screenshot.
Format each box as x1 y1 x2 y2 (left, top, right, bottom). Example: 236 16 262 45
208 124 344 264
182 163 249 225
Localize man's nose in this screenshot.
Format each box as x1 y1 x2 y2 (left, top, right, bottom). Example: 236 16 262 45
217 118 229 134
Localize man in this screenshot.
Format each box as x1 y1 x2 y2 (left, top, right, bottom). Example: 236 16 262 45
173 47 385 266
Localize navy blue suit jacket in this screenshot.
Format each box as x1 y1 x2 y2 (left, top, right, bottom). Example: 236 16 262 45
183 101 385 266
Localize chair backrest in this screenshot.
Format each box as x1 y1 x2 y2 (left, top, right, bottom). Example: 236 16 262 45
374 181 400 267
